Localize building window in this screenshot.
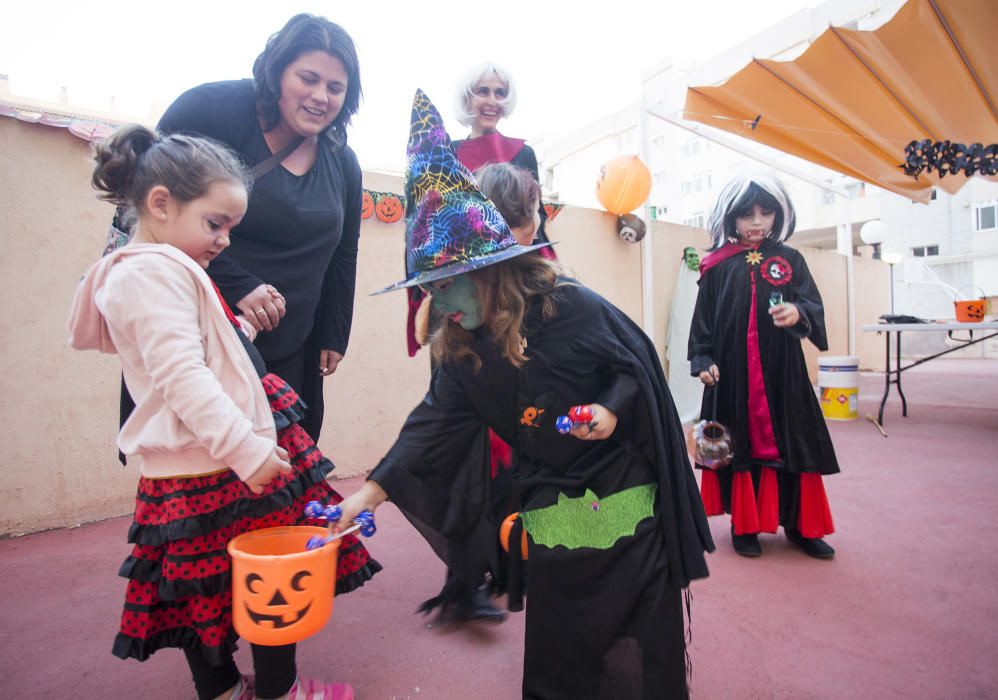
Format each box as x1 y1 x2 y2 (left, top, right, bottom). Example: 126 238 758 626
975 202 997 231
822 189 837 205
680 139 703 159
683 212 705 228
910 245 939 257
681 174 710 196
654 171 667 185
845 182 865 199
910 190 938 204
652 135 666 149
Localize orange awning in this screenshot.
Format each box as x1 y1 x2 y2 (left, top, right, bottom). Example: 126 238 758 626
683 0 998 203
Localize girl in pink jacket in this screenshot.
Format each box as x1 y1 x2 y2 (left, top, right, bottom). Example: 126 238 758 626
69 125 378 700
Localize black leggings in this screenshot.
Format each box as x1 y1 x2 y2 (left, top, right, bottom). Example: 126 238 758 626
184 644 296 700
265 332 325 443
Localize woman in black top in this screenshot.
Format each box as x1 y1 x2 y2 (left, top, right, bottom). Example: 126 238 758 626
157 13 363 442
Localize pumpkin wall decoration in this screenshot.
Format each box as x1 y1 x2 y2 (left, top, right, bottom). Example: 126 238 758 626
228 526 338 646
543 202 565 221
375 193 404 223
360 191 375 220
361 190 407 224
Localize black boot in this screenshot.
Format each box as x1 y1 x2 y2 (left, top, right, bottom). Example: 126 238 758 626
418 572 507 624
785 528 835 559
449 585 507 624
731 526 762 557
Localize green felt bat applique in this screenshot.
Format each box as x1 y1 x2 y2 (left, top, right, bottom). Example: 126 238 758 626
519 483 657 551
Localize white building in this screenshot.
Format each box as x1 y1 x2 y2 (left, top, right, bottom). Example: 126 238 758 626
538 0 998 327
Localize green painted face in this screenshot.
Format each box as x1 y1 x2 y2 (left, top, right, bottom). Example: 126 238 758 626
684 246 701 271
424 274 483 330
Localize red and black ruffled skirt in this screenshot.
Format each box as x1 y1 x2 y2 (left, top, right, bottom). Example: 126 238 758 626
112 373 381 664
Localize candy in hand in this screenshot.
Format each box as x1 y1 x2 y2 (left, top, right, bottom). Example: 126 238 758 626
303 500 343 522
556 405 595 434
305 510 377 550
568 405 594 423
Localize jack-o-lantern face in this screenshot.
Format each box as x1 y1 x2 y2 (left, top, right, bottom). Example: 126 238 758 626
229 526 337 645
376 194 404 223
242 569 316 630
361 191 375 220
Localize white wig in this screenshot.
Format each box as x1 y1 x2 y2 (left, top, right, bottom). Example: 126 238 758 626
455 62 518 128
706 172 796 250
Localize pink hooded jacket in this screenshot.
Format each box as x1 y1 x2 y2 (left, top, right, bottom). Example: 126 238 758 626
68 243 276 481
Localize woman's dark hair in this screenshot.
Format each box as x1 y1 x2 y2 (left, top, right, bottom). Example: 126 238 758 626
475 163 541 228
252 14 362 146
92 124 251 212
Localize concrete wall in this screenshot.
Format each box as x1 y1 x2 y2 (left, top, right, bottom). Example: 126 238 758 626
0 118 889 535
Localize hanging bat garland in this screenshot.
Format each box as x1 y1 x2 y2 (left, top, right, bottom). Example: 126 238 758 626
901 140 997 180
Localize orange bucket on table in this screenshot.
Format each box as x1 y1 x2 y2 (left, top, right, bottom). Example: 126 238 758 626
228 526 338 646
954 286 988 323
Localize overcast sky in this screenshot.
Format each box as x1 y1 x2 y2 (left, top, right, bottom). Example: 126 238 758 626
3 0 816 171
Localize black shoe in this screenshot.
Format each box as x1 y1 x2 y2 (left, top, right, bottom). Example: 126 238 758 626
731 527 762 557
443 586 507 624
785 528 835 559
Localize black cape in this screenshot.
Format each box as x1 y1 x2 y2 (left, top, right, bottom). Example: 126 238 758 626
689 240 840 475
372 283 712 698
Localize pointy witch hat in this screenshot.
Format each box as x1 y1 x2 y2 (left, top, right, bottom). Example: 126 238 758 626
373 89 552 295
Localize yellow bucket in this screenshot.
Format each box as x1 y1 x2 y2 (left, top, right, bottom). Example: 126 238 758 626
818 356 859 421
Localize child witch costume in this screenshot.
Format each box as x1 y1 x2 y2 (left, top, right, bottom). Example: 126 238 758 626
367 90 713 698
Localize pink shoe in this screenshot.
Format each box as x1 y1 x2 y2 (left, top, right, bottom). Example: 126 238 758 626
231 675 255 700
289 676 354 700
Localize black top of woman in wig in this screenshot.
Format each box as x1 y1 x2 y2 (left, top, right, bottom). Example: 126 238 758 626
706 172 796 250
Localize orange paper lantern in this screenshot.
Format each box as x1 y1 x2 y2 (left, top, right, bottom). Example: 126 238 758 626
595 155 652 215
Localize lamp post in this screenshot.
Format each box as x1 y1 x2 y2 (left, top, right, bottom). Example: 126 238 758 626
860 220 897 314
881 251 903 315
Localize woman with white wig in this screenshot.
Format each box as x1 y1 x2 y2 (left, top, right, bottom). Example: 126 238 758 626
452 62 554 257
688 172 840 560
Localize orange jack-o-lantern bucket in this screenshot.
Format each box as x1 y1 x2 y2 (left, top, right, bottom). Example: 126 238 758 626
228 526 338 646
954 287 988 323
499 512 528 560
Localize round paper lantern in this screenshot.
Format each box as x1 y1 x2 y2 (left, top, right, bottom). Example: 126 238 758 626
859 220 887 245
596 155 652 215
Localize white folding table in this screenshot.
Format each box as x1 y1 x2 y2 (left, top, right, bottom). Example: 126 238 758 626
861 321 998 429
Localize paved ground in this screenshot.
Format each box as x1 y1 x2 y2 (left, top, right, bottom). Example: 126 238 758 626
1 359 996 699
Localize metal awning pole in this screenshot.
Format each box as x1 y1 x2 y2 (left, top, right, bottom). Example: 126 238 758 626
646 105 856 354
645 106 848 197
838 197 857 356
638 97 655 341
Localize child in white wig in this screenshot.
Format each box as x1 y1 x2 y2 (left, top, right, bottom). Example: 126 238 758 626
689 172 839 559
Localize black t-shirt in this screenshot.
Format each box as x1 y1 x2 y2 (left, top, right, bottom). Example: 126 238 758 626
157 79 362 361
